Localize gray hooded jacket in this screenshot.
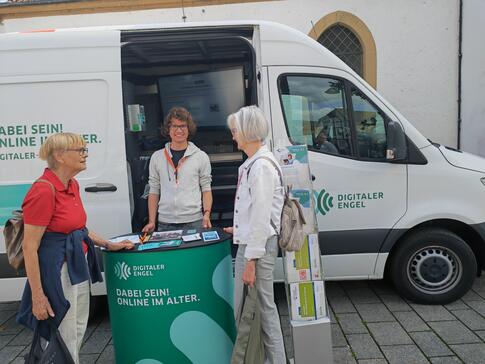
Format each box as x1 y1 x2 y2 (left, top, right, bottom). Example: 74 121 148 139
148 142 212 224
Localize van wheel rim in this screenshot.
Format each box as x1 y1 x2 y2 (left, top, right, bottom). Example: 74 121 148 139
407 245 462 294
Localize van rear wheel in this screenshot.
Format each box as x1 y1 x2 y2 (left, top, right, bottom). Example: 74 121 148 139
390 228 476 304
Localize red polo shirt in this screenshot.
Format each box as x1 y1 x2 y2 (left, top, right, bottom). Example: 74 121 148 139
22 168 88 254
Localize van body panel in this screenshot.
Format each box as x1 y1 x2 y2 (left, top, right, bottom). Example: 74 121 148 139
0 30 121 76
439 145 485 173
0 34 131 272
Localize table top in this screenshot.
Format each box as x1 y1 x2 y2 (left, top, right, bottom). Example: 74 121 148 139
104 227 232 254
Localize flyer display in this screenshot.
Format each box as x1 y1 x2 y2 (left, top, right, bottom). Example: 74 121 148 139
273 145 333 363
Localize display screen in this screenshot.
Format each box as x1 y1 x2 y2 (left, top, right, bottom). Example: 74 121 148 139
158 68 245 128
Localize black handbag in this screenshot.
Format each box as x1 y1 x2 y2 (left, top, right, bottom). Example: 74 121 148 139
25 319 75 364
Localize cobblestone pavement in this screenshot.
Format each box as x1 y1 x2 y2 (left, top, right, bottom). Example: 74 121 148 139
1 275 485 363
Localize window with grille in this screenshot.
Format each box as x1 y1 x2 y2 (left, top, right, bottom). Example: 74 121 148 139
318 25 363 77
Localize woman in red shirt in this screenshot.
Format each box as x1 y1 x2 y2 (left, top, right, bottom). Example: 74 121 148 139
18 132 133 363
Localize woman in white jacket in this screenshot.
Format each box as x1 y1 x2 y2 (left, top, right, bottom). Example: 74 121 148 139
224 106 286 364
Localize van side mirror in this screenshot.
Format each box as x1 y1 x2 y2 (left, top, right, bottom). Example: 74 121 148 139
386 121 407 161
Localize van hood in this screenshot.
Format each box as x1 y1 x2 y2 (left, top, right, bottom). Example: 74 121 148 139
439 146 485 173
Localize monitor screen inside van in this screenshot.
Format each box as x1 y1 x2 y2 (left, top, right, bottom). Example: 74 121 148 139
158 67 245 129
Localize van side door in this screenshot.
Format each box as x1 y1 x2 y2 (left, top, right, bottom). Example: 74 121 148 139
267 66 407 279
0 30 131 299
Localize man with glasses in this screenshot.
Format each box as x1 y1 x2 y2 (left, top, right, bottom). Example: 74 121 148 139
142 106 213 232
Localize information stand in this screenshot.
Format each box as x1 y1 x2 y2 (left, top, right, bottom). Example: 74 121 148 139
103 228 236 364
274 145 333 364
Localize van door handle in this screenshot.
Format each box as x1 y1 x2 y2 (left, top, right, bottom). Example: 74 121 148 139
311 174 316 181
85 183 117 193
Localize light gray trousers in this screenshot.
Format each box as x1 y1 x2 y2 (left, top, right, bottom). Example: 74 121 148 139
234 236 287 364
57 263 90 364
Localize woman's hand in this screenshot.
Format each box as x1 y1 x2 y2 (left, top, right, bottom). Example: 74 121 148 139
223 227 234 234
32 292 55 320
242 260 256 288
141 222 156 233
106 240 134 251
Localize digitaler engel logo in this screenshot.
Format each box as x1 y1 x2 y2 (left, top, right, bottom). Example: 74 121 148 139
114 261 131 280
314 189 334 216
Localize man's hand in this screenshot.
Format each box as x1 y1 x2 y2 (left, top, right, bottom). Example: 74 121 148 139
202 215 212 228
141 222 155 233
32 293 55 320
242 260 256 288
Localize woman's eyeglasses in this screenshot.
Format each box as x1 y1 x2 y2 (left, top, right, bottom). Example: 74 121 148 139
66 147 89 155
170 124 188 130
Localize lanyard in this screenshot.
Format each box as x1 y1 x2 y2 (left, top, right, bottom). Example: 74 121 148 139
164 147 187 186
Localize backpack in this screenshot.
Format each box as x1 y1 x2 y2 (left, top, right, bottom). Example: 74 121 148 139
247 156 306 252
3 179 55 270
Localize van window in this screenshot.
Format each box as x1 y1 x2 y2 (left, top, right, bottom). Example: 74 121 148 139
351 86 387 159
278 75 353 156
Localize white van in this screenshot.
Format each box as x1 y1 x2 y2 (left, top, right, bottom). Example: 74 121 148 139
1 21 484 305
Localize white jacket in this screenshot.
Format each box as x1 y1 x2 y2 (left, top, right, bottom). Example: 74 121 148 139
148 142 212 223
233 145 284 259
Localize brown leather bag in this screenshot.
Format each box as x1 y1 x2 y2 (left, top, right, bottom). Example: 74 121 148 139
3 179 55 270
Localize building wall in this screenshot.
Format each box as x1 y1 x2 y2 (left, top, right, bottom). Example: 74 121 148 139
461 0 485 157
0 0 460 146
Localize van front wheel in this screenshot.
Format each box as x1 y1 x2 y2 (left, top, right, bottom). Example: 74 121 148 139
390 229 476 304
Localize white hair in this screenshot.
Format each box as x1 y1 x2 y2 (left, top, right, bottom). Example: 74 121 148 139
227 105 269 142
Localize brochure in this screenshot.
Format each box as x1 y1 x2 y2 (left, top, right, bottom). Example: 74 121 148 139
150 230 183 241
202 231 220 242
109 235 141 245
182 233 202 242
137 239 182 251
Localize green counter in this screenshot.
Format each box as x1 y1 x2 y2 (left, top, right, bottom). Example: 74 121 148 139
103 229 236 364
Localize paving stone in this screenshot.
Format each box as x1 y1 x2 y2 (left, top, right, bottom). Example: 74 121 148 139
410 304 455 321
462 289 482 302
80 353 99 364
410 331 453 357
329 295 357 314
0 302 20 312
366 322 412 346
452 309 485 330
393 311 429 332
347 333 383 360
0 310 18 328
476 330 485 341
444 299 468 311
80 330 111 354
428 320 481 344
336 313 368 334
429 356 462 363
10 358 26 364
326 282 347 297
345 287 381 304
355 303 394 323
466 300 485 316
9 328 33 346
380 295 412 312
0 334 15 350
0 315 24 336
381 344 428 364
450 343 485 364
333 346 357 364
329 307 337 323
357 360 388 364
96 344 115 364
0 345 25 363
369 280 396 296
332 323 348 347
472 277 485 295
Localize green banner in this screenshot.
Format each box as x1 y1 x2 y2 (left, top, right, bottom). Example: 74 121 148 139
103 240 236 364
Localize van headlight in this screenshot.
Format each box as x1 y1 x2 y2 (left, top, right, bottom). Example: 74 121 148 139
481 177 485 186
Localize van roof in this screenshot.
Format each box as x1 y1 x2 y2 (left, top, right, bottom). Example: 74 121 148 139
0 20 351 71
